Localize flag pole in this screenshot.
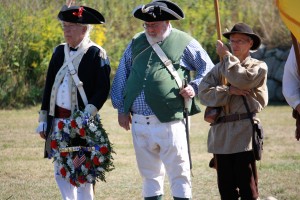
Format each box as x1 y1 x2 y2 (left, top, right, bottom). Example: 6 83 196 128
66 0 75 7
214 0 222 41
214 0 229 114
209 0 226 170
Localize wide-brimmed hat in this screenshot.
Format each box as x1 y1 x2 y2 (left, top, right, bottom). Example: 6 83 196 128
132 0 184 22
58 5 105 24
223 23 261 50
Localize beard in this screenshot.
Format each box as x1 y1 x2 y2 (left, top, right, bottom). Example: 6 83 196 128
145 23 172 44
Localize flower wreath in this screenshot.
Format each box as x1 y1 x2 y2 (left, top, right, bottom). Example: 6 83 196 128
50 109 115 187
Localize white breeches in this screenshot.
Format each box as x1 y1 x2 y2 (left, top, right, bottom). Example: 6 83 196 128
54 161 94 200
131 114 192 198
52 118 93 200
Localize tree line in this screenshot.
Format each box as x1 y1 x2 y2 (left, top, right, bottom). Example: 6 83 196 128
0 0 291 108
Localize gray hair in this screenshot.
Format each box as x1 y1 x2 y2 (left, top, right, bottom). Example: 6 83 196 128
83 24 93 39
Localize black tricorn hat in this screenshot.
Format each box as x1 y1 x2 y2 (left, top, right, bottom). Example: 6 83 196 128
223 23 261 50
58 5 105 24
132 0 184 22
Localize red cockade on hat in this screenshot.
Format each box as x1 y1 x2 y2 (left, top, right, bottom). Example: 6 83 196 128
72 7 84 18
58 5 105 24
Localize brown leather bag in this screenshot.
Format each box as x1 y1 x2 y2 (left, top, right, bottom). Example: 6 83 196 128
204 106 222 123
252 123 264 161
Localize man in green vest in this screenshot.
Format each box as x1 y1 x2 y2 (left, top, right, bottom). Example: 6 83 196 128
111 1 214 199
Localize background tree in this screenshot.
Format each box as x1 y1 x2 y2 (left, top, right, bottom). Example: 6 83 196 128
0 0 291 108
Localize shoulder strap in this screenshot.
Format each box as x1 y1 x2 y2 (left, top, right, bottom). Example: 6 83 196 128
146 34 183 89
64 44 92 106
242 96 255 125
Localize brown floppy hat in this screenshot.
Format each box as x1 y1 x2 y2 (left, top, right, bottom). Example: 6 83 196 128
223 23 261 50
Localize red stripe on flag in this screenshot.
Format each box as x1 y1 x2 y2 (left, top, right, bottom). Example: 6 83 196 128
73 153 86 169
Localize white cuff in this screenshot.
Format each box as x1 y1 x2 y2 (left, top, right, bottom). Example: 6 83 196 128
36 122 47 134
38 110 48 122
84 104 98 116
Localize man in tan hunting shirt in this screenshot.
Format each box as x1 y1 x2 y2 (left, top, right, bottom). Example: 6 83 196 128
198 23 268 200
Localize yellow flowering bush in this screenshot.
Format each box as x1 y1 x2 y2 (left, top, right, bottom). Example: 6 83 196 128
91 26 107 46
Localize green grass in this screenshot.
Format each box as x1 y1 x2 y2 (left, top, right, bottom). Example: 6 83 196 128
0 101 299 200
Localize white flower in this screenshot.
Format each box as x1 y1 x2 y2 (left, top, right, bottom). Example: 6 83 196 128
66 171 71 178
86 137 93 144
63 126 70 134
97 167 105 172
91 151 97 157
54 152 61 160
67 157 75 172
53 131 62 140
69 130 77 138
81 165 88 175
99 156 105 163
86 174 94 183
100 136 105 143
89 122 97 132
76 116 83 128
60 141 68 148
95 130 102 137
63 118 70 124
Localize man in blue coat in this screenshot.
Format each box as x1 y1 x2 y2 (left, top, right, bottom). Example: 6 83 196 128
36 4 110 200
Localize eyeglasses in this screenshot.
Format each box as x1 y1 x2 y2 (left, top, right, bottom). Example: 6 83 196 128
142 23 161 29
229 39 251 45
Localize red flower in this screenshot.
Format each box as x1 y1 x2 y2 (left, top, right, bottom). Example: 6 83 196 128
70 179 77 187
51 140 58 149
93 156 101 166
60 152 68 157
79 128 85 137
71 120 77 128
60 167 67 177
85 161 92 169
78 175 86 184
100 146 109 155
58 121 64 130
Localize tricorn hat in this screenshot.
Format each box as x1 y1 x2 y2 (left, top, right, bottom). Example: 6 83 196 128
223 23 261 50
58 5 105 24
132 0 184 22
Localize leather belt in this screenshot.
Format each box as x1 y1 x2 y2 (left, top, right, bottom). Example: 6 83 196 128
55 105 71 118
211 113 256 126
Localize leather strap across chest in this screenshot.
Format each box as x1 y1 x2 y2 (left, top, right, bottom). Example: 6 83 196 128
49 43 91 116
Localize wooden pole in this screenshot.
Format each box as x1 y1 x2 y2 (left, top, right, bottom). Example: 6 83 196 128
210 0 226 170
214 0 229 114
66 0 75 7
214 0 222 41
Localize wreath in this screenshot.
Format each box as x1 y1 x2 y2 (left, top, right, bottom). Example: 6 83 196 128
50 109 115 187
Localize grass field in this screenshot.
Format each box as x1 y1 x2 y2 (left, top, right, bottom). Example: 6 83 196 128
0 100 299 200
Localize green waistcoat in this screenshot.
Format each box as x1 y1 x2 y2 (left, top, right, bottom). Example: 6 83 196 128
124 29 201 122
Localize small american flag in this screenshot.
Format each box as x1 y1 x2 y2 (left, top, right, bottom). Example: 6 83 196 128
73 151 86 169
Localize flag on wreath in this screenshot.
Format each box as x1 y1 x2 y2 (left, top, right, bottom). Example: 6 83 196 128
73 151 86 169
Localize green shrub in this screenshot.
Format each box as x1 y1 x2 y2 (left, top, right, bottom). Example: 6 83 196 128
0 0 292 108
